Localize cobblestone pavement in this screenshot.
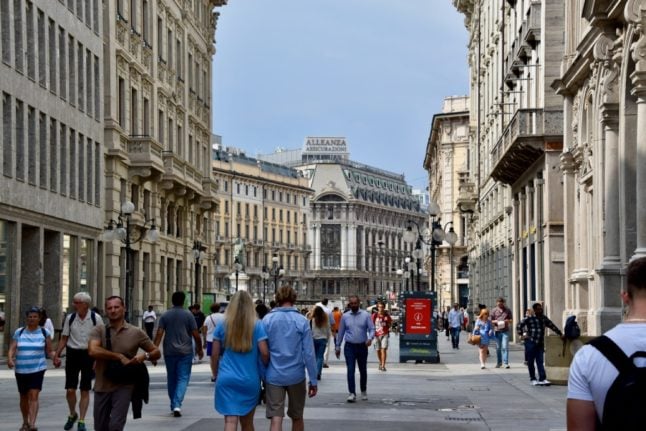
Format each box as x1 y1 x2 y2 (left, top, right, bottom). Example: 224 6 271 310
0 331 567 430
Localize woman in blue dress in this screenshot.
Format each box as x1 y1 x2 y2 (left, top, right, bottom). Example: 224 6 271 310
473 308 494 369
211 291 269 431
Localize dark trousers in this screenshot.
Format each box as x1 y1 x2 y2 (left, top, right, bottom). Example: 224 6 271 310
344 342 368 395
144 322 154 339
450 327 461 348
94 386 133 431
525 340 546 381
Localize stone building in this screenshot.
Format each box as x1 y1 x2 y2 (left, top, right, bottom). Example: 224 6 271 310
211 141 313 303
424 96 471 311
453 0 566 325
259 138 427 306
0 0 104 351
554 0 646 335
102 0 225 323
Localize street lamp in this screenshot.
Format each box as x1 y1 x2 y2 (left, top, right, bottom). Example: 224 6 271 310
234 256 243 292
261 266 270 303
269 254 284 293
103 200 159 323
192 241 206 304
403 215 458 292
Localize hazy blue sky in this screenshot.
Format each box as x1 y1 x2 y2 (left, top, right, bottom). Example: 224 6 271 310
211 0 469 189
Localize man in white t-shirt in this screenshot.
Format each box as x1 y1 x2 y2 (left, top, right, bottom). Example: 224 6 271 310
202 303 225 381
567 257 646 430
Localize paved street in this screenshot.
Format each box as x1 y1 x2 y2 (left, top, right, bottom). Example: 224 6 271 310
0 332 566 431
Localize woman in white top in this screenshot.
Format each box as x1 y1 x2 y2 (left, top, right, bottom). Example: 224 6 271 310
309 306 331 380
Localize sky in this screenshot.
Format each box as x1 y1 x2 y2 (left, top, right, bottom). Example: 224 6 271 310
211 0 469 190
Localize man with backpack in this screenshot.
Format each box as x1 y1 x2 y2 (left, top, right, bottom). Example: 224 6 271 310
53 292 104 431
567 257 646 430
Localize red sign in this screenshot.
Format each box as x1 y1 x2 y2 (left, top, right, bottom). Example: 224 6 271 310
405 298 432 334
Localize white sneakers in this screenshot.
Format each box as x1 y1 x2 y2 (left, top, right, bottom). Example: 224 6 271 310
347 393 368 402
531 379 552 386
531 380 539 386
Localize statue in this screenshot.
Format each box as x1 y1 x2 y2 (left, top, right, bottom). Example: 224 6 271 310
233 238 246 270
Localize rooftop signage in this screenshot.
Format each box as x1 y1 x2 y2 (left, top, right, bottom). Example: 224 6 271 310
303 137 349 155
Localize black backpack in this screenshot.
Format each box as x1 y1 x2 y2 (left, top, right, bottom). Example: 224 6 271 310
69 310 97 326
589 335 646 430
564 315 581 340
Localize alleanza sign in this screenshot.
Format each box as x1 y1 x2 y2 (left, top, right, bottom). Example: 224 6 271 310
303 137 348 154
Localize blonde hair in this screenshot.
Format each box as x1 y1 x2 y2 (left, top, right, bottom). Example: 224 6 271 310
479 308 490 320
224 291 256 352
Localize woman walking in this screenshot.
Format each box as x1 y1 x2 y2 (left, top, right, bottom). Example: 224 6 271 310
211 291 269 431
473 309 493 369
7 306 57 431
309 306 331 380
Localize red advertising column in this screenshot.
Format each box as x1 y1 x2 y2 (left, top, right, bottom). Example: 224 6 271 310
404 297 432 335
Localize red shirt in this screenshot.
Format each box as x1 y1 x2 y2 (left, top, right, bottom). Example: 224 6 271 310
372 312 392 337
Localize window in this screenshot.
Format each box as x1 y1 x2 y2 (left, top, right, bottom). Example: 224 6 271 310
49 118 57 191
130 0 137 32
68 35 75 105
94 141 100 203
59 124 66 194
177 124 182 156
158 109 164 144
92 0 99 32
15 100 24 180
167 28 172 67
85 49 91 116
93 55 99 118
86 137 92 203
27 106 36 184
77 42 83 109
69 129 76 199
14 0 23 72
1 0 9 64
176 38 181 79
57 26 64 97
157 16 163 60
167 117 173 151
130 88 138 134
3 93 11 176
39 112 46 187
118 77 125 125
78 132 84 200
143 97 150 134
142 0 149 42
37 8 45 86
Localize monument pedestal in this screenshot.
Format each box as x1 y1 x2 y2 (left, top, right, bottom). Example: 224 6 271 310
227 271 249 292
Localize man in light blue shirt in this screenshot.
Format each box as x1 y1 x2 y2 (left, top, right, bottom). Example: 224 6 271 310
448 303 463 349
335 295 375 403
263 286 318 431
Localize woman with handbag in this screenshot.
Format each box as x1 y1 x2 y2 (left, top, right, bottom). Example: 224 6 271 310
211 291 269 431
472 309 494 369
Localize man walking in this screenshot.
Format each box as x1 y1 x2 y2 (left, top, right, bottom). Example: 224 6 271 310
448 303 463 349
372 301 392 371
517 302 563 386
88 296 160 431
263 286 318 431
142 305 156 340
202 303 225 382
567 257 646 429
154 291 203 417
53 292 103 431
335 295 375 402
491 297 513 368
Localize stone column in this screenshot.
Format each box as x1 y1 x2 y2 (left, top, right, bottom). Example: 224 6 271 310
628 2 646 259
341 223 347 270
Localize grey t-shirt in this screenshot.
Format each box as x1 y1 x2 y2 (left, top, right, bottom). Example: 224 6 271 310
158 306 197 356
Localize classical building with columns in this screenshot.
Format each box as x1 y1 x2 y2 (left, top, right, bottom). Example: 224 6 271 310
454 0 566 326
424 96 471 311
259 138 427 305
102 0 225 323
554 0 646 335
211 141 313 303
0 0 104 352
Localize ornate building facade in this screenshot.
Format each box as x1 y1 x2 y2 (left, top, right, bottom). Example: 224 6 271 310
454 0 566 327
554 0 646 334
424 96 471 311
211 142 313 303
0 0 104 351
260 138 427 305
102 0 225 323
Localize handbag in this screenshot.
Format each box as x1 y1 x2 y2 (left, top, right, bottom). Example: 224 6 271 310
103 326 141 384
468 333 481 345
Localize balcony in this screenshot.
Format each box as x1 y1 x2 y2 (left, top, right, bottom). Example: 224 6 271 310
523 1 541 48
456 172 477 214
161 151 204 196
490 109 563 185
127 136 164 179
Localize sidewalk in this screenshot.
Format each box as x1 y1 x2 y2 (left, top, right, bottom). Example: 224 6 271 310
0 329 567 430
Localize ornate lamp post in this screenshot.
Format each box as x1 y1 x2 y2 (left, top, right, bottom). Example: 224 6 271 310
103 200 159 323
269 254 284 293
261 266 270 303
234 256 243 292
192 241 206 304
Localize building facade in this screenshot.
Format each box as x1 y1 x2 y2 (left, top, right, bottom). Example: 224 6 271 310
0 0 104 352
102 0 225 323
454 0 566 326
555 0 646 335
424 96 471 311
211 143 313 303
260 138 427 306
